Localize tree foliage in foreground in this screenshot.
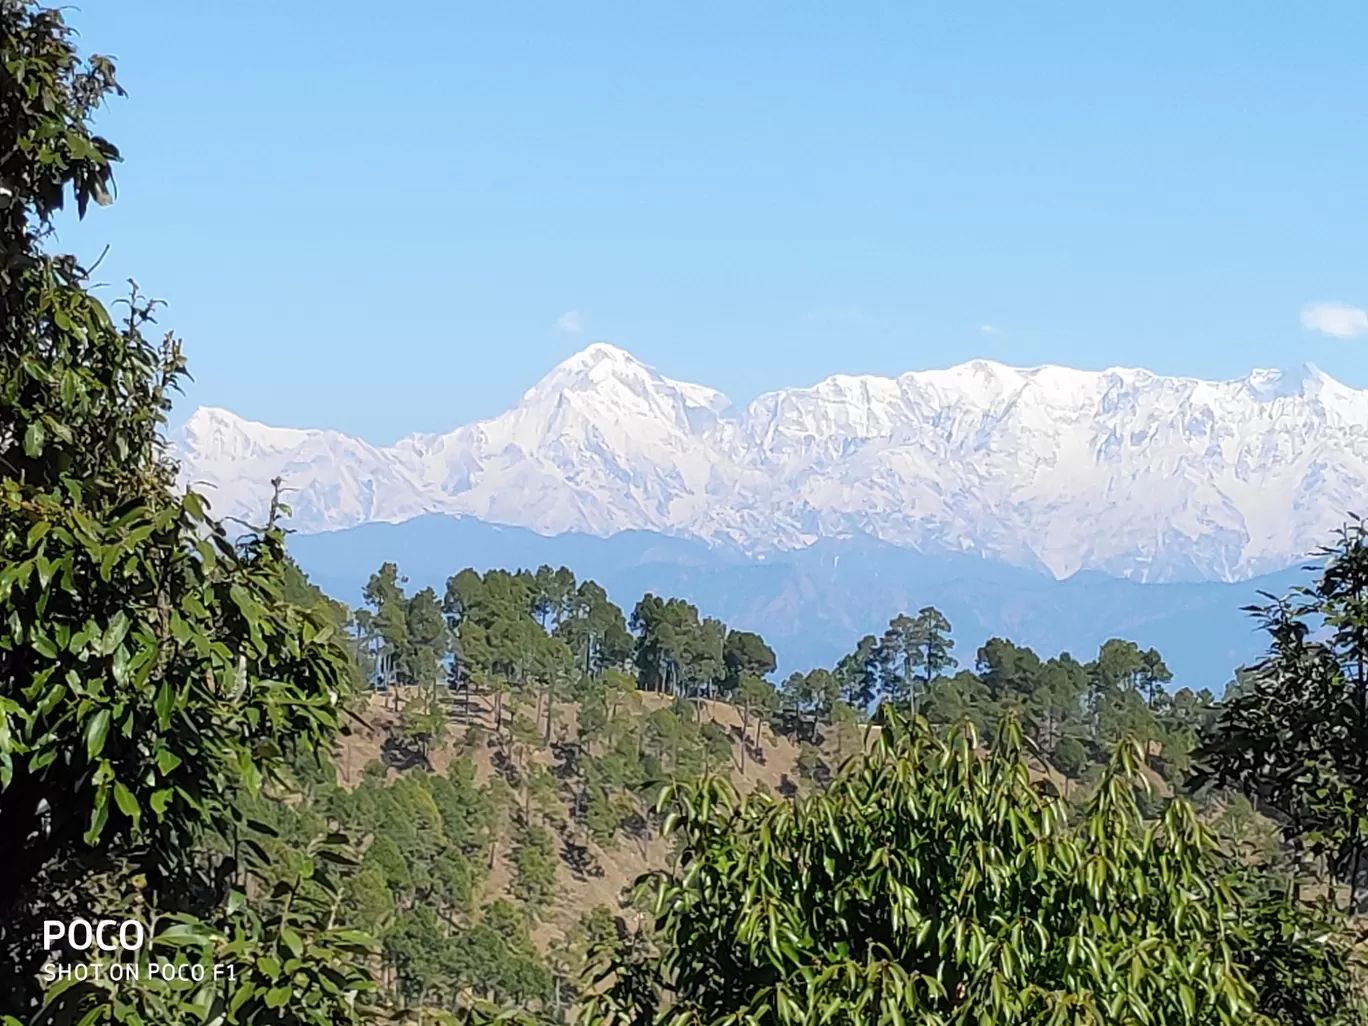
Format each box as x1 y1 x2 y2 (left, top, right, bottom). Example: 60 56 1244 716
0 2 377 1020
1193 517 1368 911
581 713 1366 1026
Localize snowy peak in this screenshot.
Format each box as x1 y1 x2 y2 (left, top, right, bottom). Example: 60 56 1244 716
1240 363 1334 402
907 358 1032 405
175 408 436 532
523 342 652 398
173 345 1368 582
523 342 733 424
178 407 315 460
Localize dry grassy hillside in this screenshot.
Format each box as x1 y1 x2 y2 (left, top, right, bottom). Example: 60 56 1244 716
327 685 1171 955
329 686 850 950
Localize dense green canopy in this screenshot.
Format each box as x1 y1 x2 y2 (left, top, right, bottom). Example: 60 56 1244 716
0 3 375 1021
581 714 1363 1026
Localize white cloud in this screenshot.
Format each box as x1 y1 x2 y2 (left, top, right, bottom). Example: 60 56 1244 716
556 311 583 333
1301 301 1368 339
979 324 998 335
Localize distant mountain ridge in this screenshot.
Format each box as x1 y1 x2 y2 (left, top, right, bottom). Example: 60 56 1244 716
175 343 1368 583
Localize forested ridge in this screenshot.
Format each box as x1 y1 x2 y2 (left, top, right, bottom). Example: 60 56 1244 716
4 3 1368 1023
232 543 1368 1023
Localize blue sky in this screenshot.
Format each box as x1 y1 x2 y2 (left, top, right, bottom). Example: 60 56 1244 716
59 1 1368 443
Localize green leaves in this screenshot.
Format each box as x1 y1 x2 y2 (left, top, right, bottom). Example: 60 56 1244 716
100 610 129 655
0 18 357 1001
83 782 109 845
112 779 139 829
1194 519 1368 908
83 707 110 761
155 920 220 947
579 711 1345 1026
23 421 45 458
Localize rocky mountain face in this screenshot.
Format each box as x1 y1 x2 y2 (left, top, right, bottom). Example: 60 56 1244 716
174 343 1368 583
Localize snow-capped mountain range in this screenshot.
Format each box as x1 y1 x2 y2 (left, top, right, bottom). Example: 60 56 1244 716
174 343 1368 584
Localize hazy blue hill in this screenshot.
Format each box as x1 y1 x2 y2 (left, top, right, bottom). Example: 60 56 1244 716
289 514 1306 693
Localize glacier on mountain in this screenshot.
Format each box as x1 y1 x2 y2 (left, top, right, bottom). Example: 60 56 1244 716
173 343 1368 583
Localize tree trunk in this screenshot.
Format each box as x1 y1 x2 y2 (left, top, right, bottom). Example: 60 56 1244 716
739 706 749 773
1353 643 1367 913
1357 636 1367 858
544 675 554 744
